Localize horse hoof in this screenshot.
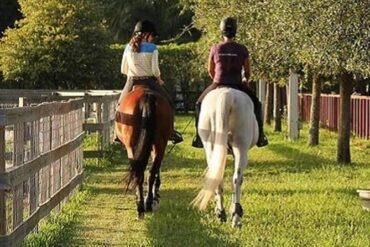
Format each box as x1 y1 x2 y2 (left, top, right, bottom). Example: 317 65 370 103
144 196 153 212
137 212 145 220
152 199 160 212
231 215 242 228
215 208 227 223
144 200 152 212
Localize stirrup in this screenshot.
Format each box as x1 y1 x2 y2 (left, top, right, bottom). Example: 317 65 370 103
171 130 183 144
257 134 268 147
192 135 203 148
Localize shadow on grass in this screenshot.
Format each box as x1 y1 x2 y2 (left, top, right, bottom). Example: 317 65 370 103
145 188 241 247
161 155 207 173
249 143 336 174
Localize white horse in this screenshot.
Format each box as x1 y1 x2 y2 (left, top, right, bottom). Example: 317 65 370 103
191 87 259 228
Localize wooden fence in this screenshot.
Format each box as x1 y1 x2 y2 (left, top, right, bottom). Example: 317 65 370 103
299 93 370 139
0 90 120 158
0 99 84 247
82 93 120 158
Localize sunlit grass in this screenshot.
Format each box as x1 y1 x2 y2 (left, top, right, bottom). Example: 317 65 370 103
25 114 370 246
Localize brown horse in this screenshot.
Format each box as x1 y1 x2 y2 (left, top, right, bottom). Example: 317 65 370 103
115 85 173 218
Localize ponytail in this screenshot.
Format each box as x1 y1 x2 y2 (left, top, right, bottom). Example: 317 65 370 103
129 33 151 53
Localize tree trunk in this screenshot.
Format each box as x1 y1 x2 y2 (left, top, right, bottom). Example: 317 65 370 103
308 74 321 146
273 83 282 132
264 82 273 125
337 73 353 164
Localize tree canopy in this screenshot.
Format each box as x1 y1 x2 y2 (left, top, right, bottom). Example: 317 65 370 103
0 0 114 89
186 0 370 81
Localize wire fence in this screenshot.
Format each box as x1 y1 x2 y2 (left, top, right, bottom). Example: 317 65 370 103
0 99 84 246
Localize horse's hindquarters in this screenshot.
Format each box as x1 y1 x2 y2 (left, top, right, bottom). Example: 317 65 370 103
193 87 258 227
114 87 173 218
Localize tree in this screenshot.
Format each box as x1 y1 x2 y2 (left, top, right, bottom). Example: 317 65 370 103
264 82 274 125
0 0 114 89
273 83 282 132
294 0 370 162
307 73 322 146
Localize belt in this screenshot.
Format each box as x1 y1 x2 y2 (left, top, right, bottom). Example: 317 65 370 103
131 76 154 80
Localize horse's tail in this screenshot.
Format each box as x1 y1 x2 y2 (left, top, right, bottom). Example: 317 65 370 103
125 92 156 191
192 92 230 210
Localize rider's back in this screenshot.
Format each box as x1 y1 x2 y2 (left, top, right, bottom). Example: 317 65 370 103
210 41 249 85
121 42 160 78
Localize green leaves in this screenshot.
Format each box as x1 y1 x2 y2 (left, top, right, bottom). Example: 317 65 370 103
0 0 113 89
190 0 370 80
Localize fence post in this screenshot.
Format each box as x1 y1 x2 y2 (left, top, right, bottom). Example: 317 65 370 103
288 69 299 140
97 101 103 155
0 124 6 236
102 99 109 152
258 79 266 114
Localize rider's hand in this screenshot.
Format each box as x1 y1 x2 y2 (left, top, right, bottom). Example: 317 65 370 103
157 78 165 85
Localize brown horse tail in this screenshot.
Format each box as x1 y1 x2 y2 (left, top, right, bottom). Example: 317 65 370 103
126 92 156 191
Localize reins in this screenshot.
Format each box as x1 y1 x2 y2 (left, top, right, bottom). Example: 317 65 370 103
167 115 193 154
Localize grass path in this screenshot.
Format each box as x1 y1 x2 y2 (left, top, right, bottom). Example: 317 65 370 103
66 115 370 246
70 158 148 246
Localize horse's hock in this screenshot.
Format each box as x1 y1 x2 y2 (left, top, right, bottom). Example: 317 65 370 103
0 90 120 246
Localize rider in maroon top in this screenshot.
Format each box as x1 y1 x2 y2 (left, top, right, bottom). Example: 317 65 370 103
209 41 248 85
192 17 268 148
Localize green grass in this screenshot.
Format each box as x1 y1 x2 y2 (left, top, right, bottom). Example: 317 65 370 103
22 190 88 246
24 115 370 246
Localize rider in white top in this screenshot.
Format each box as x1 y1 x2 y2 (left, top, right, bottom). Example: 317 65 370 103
121 42 161 78
118 20 183 144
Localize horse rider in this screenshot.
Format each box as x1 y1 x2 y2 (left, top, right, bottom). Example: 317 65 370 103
192 17 268 148
118 20 183 144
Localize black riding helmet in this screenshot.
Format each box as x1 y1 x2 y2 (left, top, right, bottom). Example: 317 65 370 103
134 20 158 36
220 17 237 38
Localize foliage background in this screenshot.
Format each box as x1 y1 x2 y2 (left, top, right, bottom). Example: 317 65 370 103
0 0 206 91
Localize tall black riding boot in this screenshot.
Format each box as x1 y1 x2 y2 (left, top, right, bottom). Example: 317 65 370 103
254 102 268 147
192 103 203 148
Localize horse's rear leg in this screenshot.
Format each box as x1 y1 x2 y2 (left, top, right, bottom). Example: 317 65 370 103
145 146 164 212
152 170 161 211
131 160 145 219
230 147 247 228
136 181 145 219
215 182 226 222
145 165 160 212
126 147 146 218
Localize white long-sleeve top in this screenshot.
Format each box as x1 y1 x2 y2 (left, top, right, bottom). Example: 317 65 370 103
121 42 161 77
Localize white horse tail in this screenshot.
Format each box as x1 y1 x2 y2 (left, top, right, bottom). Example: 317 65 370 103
192 92 230 210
